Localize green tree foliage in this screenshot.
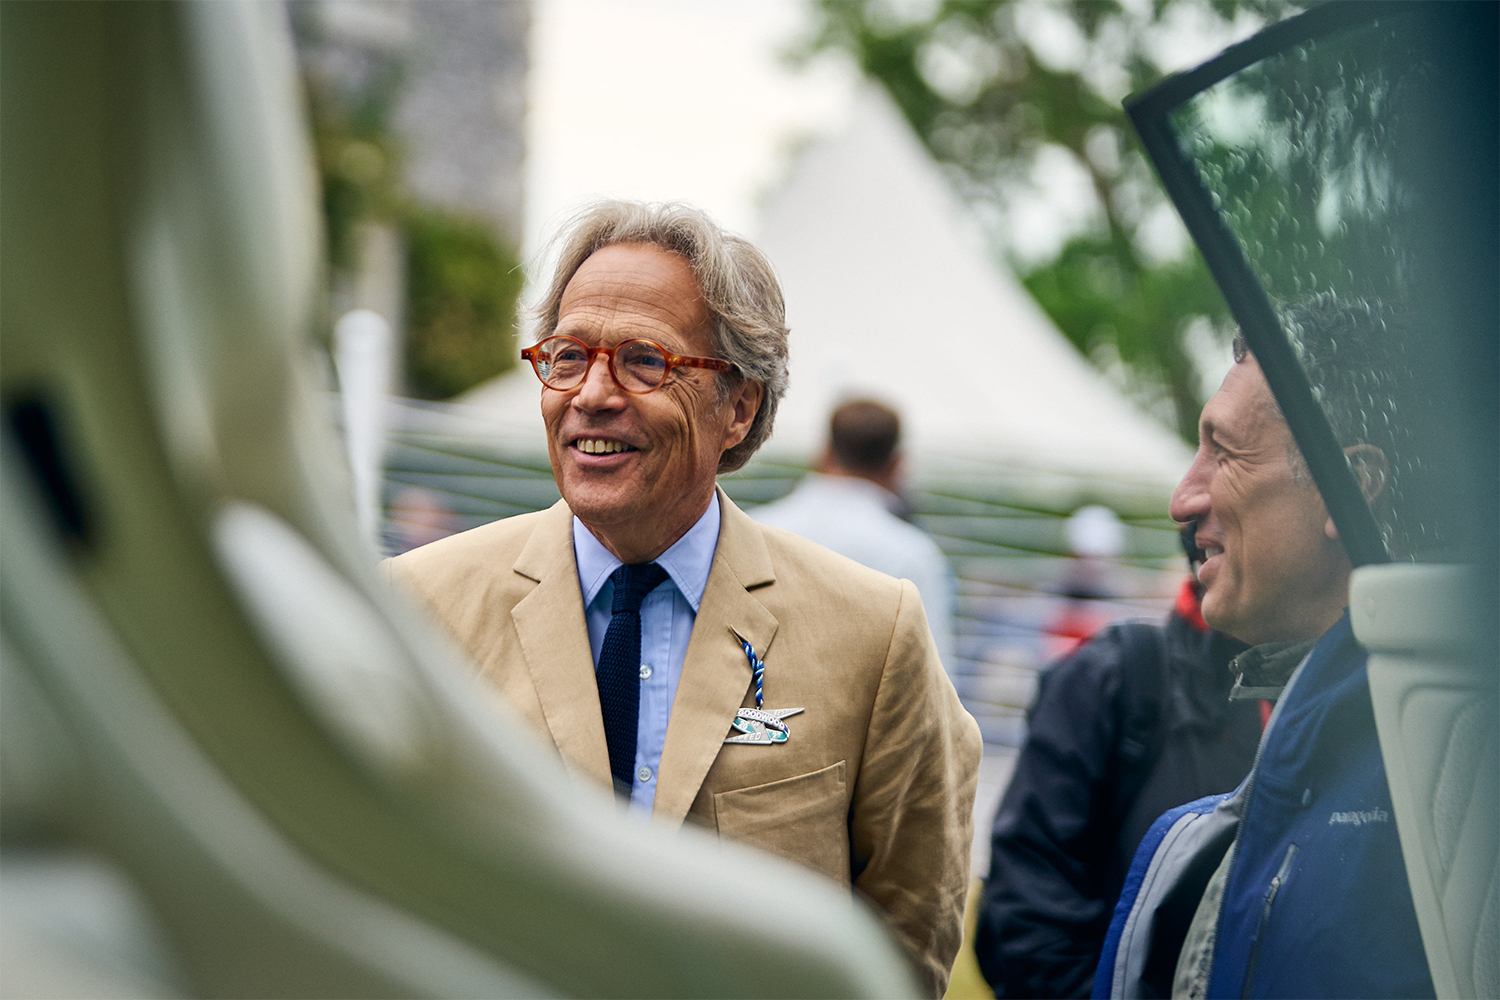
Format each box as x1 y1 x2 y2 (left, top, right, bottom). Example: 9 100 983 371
404 212 524 400
801 0 1293 441
302 56 405 273
299 35 520 400
1175 26 1418 309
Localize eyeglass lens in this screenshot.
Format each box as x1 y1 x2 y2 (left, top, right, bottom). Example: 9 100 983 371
533 337 670 392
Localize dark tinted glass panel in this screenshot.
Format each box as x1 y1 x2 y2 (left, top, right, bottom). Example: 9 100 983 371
1162 9 1475 564
1169 16 1416 306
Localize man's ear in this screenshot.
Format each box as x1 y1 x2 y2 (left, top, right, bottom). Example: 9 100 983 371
1327 444 1389 541
1345 444 1390 503
720 380 763 453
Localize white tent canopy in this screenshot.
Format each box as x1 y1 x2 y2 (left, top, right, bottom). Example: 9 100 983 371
460 87 1190 485
750 86 1189 483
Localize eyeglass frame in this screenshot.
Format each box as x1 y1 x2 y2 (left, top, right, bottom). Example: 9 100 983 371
520 334 733 394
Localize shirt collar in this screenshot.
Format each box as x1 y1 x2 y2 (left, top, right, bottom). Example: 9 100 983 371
572 491 720 613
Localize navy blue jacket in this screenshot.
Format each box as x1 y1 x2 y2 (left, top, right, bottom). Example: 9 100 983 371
1097 614 1434 998
977 599 1258 998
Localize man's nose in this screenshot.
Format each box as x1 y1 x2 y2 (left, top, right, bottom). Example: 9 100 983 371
572 353 623 410
1169 451 1210 525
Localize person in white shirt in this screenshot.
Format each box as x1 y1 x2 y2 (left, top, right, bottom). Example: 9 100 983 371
754 398 956 667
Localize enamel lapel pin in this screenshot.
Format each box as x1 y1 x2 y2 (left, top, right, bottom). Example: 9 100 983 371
725 631 804 745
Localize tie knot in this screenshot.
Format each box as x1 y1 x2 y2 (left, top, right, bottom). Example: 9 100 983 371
610 562 668 614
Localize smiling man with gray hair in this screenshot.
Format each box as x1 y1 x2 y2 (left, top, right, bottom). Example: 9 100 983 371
387 201 981 996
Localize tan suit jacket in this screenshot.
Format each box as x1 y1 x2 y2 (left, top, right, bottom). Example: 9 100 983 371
386 490 982 995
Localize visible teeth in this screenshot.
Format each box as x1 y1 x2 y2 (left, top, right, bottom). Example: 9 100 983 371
578 438 629 454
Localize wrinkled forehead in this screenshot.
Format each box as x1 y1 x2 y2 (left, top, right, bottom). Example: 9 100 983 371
556 243 711 343
1207 355 1288 437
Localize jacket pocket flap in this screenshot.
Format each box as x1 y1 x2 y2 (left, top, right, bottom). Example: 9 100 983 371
714 760 849 886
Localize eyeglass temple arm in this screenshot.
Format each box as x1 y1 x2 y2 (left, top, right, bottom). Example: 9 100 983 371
669 355 732 372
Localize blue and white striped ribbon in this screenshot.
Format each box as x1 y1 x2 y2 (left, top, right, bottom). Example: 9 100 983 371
740 638 764 709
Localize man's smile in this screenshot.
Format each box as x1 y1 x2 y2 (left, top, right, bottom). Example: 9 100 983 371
573 437 637 455
1189 529 1225 583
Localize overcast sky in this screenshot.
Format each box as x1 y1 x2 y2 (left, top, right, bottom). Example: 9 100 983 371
522 0 1271 275
523 0 859 264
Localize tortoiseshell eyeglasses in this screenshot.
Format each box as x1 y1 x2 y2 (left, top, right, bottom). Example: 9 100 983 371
521 335 732 394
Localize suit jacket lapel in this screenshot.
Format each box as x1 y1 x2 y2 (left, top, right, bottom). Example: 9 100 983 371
653 491 779 825
509 499 612 789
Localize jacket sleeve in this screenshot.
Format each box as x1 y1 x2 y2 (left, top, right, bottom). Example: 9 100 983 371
975 634 1125 998
849 579 983 998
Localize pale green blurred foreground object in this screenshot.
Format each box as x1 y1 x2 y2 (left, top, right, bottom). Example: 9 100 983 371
0 3 921 996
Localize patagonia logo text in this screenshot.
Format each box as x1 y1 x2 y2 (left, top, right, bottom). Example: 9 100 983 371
1328 808 1390 827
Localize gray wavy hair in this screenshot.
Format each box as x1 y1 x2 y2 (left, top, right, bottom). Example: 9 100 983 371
531 200 790 474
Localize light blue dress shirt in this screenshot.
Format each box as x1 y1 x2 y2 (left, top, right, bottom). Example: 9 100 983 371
573 492 720 816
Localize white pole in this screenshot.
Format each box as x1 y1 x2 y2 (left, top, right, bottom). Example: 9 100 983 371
334 308 394 552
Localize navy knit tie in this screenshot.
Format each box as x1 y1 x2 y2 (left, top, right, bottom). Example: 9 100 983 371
597 562 668 797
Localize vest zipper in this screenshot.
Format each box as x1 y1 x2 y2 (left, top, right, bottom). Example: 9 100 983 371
1239 842 1300 998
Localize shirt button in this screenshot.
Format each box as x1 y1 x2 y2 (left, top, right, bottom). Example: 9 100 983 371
637 765 653 783
639 663 652 680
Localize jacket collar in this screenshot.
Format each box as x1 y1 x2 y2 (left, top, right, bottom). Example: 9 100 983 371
1228 613 1353 703
1229 638 1318 702
509 499 612 787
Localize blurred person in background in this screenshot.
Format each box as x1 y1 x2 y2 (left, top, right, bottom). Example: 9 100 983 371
1044 505 1126 660
975 526 1259 998
385 201 981 996
752 397 955 666
1099 297 1436 999
388 485 460 553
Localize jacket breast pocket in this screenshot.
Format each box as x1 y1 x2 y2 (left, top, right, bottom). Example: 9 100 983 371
713 760 850 887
